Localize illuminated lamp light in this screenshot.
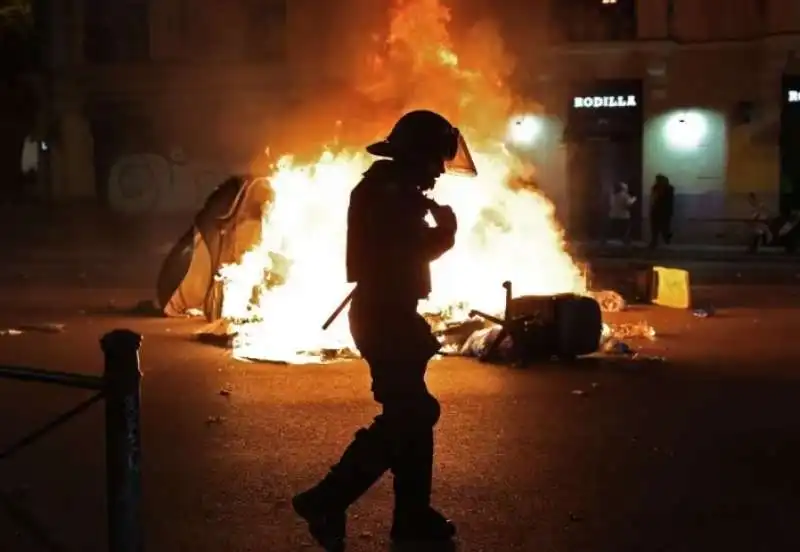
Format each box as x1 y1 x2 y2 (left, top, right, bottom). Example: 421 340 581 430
664 111 708 150
507 115 542 148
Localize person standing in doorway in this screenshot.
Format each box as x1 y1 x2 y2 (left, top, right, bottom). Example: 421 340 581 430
747 192 772 252
608 182 636 245
649 174 675 248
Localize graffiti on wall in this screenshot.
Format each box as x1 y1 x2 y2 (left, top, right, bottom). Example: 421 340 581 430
108 148 237 213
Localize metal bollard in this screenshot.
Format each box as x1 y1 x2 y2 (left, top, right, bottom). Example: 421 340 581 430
101 329 144 552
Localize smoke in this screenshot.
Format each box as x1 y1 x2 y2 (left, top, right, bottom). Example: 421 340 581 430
264 0 524 161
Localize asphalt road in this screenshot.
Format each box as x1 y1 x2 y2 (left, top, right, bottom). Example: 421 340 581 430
0 283 799 552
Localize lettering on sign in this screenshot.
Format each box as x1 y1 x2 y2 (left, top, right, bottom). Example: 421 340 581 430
789 90 800 103
573 95 638 109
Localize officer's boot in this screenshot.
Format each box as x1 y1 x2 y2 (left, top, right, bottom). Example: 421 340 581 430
389 429 456 544
293 428 389 551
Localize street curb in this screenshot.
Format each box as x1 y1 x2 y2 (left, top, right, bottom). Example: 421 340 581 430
585 254 800 265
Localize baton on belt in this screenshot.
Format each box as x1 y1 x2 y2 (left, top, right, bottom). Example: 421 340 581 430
322 288 355 330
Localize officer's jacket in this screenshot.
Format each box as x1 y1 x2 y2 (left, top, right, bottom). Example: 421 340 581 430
346 160 455 303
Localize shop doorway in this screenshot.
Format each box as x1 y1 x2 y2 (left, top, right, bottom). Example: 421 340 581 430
780 75 800 215
564 79 644 242
567 138 642 241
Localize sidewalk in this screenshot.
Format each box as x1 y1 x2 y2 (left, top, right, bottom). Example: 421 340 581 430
572 241 800 264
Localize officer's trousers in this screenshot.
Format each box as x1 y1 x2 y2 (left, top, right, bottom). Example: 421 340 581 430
307 295 442 515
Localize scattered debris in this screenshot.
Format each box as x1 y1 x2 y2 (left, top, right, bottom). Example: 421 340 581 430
571 389 588 397
317 348 360 362
196 319 238 348
602 338 634 356
636 355 667 363
219 386 232 397
589 290 627 312
0 329 23 336
185 308 204 318
692 306 715 318
459 325 511 360
18 323 65 333
602 321 656 341
435 318 489 351
205 416 226 425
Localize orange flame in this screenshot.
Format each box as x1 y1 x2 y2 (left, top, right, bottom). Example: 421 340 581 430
218 0 585 362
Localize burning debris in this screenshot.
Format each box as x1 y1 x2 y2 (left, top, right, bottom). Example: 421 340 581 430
153 0 673 366
195 319 238 348
190 0 586 363
0 323 66 336
602 322 657 341
589 290 627 313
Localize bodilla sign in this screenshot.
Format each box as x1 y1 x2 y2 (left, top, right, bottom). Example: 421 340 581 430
789 90 800 103
573 95 638 109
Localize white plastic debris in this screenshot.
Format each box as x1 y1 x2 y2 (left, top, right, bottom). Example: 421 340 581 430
590 290 627 312
0 329 23 336
693 305 715 318
19 323 65 333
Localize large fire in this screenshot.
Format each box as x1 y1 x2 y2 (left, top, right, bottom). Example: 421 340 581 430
217 0 586 362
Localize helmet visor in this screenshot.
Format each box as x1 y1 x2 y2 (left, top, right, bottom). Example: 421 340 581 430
444 130 478 177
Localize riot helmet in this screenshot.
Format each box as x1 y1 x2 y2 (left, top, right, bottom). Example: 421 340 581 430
366 110 478 177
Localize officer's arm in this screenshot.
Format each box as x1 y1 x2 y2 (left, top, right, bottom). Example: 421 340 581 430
421 224 455 261
360 186 456 262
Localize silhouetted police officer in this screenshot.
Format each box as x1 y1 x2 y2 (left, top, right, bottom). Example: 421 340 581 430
292 110 477 551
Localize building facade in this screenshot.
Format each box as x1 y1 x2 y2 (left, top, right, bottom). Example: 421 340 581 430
37 0 800 244
34 0 302 213
510 0 800 243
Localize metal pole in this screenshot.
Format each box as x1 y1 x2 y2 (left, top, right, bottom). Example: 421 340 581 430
322 288 355 330
101 329 143 552
0 364 103 390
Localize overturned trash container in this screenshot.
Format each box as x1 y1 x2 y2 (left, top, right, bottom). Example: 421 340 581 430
468 281 603 363
156 175 274 321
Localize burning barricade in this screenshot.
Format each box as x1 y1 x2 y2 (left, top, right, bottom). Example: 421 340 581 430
150 0 680 365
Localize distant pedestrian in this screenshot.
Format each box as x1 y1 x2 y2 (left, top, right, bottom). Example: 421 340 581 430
608 182 636 245
649 174 675 248
19 134 40 200
747 192 772 252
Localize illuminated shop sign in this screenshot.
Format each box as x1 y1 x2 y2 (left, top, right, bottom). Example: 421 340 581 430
573 95 638 109
789 90 800 103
